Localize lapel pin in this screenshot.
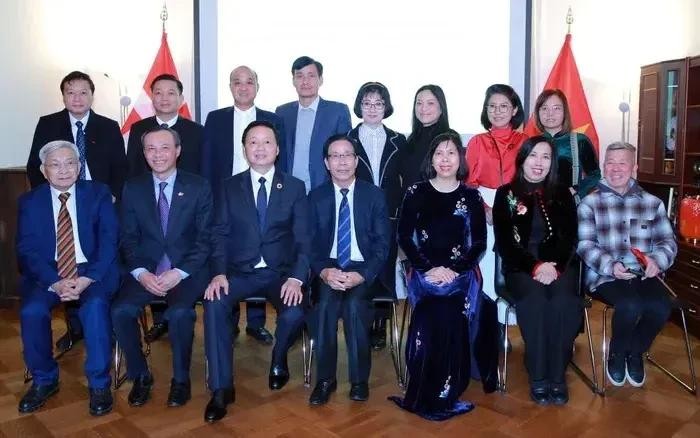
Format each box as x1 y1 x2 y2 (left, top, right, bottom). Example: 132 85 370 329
276 183 283 189
178 192 184 197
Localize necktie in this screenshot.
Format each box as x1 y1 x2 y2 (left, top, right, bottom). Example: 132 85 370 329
75 121 87 180
337 188 351 269
156 181 172 275
56 192 77 279
160 123 169 128
257 176 267 231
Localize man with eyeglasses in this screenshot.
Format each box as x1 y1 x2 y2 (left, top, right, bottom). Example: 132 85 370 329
17 140 120 416
306 134 390 405
276 56 351 192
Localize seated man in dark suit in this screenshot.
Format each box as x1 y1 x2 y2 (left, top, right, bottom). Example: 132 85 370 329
201 65 286 344
307 135 390 405
126 73 205 343
17 140 119 416
112 126 213 408
275 56 351 191
203 120 309 422
26 70 128 351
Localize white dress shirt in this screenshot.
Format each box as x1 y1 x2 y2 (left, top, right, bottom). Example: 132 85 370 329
156 114 179 127
233 105 257 176
329 179 364 262
69 112 93 180
50 184 87 264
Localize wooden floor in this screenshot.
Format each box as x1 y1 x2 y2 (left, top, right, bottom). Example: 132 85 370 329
0 302 698 437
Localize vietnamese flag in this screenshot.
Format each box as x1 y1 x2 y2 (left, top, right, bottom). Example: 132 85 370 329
121 31 192 135
525 33 599 154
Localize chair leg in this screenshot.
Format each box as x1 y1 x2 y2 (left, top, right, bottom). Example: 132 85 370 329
645 308 698 395
388 301 403 388
398 301 411 388
54 309 74 360
140 310 151 357
302 326 312 388
113 340 128 390
601 305 610 396
569 306 600 395
498 303 513 393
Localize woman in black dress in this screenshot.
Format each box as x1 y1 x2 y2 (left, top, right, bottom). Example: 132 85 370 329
389 130 486 421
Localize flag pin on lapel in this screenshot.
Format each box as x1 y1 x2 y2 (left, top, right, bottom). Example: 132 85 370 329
276 183 283 189
178 192 184 197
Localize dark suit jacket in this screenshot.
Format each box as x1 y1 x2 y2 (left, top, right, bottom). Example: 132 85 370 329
126 116 203 177
27 109 127 199
348 124 407 219
275 98 352 189
307 179 390 285
493 183 578 275
210 170 310 282
120 171 213 278
201 106 285 194
16 180 120 292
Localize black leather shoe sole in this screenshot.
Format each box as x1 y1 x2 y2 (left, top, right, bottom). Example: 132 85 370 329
269 373 290 390
309 380 338 405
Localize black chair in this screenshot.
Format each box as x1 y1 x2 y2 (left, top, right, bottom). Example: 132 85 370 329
493 251 599 394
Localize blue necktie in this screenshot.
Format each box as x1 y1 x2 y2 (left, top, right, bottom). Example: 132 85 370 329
75 120 87 180
156 181 171 275
337 188 351 269
257 176 267 232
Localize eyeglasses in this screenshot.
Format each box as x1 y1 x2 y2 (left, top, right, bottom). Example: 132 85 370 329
486 103 512 113
45 160 78 171
327 153 356 161
361 101 385 110
539 105 564 113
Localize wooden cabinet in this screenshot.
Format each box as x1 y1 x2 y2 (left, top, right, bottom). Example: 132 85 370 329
638 56 700 337
0 168 29 307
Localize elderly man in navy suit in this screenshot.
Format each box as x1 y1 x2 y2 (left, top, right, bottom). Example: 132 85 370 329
307 134 390 405
276 56 351 191
17 140 120 416
201 65 284 344
203 120 310 422
112 126 213 409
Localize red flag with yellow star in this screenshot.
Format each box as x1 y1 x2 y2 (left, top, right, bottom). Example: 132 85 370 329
525 33 599 153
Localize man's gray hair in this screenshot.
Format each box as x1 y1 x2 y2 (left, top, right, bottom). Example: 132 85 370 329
605 141 637 155
39 140 80 164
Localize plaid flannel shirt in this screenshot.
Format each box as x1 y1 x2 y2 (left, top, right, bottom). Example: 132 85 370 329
577 179 677 291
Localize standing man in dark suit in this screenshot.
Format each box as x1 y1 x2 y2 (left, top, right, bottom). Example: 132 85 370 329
307 135 390 405
26 70 127 354
126 74 205 343
275 56 351 191
17 140 119 416
201 65 283 344
203 121 309 423
112 126 213 408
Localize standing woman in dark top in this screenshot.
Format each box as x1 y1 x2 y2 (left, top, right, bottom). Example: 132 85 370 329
492 136 581 405
389 130 486 421
397 84 450 188
534 89 600 202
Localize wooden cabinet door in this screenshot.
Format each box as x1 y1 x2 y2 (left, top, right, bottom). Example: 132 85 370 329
637 65 660 180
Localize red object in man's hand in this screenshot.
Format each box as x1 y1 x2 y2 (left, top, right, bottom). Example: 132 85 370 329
631 247 647 268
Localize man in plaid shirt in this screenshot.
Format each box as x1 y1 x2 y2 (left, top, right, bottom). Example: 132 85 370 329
577 142 677 388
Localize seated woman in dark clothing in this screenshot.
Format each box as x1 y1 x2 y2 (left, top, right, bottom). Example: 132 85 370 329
492 136 581 405
389 130 487 421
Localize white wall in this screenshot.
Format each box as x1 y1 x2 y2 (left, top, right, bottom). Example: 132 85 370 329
0 0 194 168
531 0 700 155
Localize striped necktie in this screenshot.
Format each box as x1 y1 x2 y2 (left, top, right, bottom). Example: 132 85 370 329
75 121 87 180
337 188 351 269
56 192 77 279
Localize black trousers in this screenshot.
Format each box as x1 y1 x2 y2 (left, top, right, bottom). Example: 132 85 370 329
314 270 374 383
595 277 671 357
150 298 266 328
505 267 582 384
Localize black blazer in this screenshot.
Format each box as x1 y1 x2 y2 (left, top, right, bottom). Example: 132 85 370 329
348 124 407 219
307 179 390 285
493 182 578 275
27 109 127 198
126 116 204 177
120 171 213 278
201 106 285 194
210 170 310 282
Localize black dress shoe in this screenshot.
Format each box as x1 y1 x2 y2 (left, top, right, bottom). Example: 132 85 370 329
529 383 550 405
370 324 387 351
269 364 290 390
128 374 153 407
55 331 83 353
309 379 337 405
349 382 369 401
246 327 274 345
167 379 191 407
144 322 169 343
18 381 59 413
89 387 113 416
204 388 235 423
549 383 569 405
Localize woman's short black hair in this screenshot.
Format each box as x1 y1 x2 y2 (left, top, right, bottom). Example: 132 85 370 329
420 129 468 181
479 84 525 130
353 82 394 118
410 84 450 137
322 133 360 157
511 135 559 201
